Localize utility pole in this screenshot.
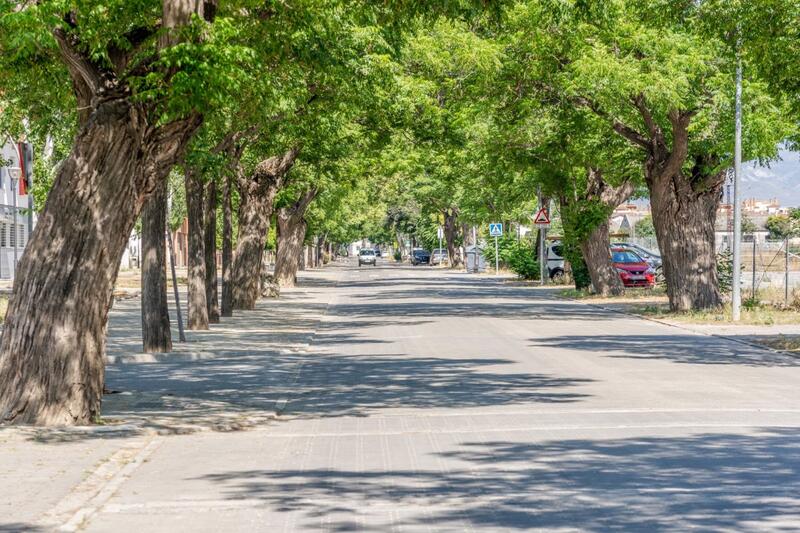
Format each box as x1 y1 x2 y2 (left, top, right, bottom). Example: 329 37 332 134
732 48 743 321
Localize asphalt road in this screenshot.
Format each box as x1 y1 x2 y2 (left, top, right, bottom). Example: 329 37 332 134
4 259 800 532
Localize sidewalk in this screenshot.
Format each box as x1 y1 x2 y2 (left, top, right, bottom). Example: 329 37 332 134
0 265 344 531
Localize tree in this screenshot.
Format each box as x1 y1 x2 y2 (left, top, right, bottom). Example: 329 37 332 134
0 0 244 424
765 210 800 239
275 187 320 287
504 0 791 310
634 215 656 238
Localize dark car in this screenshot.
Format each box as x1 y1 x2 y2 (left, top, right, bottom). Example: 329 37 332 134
611 248 655 288
411 249 431 265
374 247 382 257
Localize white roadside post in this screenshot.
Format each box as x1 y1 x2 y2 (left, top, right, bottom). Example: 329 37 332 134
489 223 503 276
437 225 444 266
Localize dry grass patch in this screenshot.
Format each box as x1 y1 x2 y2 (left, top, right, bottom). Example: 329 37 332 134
634 303 800 326
752 335 800 353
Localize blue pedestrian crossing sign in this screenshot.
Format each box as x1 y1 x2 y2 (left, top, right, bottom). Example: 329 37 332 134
489 223 503 237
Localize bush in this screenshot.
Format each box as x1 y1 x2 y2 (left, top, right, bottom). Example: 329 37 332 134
393 250 402 262
502 241 540 280
716 249 734 294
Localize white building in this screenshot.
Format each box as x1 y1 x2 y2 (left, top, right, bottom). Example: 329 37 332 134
0 138 36 279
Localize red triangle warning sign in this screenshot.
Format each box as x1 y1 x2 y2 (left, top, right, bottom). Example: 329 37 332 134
533 207 550 225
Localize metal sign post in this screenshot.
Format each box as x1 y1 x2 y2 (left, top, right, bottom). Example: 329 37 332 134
533 193 551 285
165 230 186 342
489 223 503 276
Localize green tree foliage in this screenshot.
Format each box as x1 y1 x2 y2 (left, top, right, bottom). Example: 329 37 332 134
634 215 656 238
765 210 800 239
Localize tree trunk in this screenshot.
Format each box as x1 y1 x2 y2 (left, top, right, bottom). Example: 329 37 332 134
0 109 200 425
221 169 234 317
204 179 220 323
650 169 723 311
274 188 318 288
140 178 173 353
275 219 307 288
185 167 208 330
315 235 325 267
230 149 298 310
580 220 624 296
0 0 207 425
443 208 461 268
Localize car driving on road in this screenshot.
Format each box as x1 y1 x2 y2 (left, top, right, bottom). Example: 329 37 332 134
358 248 377 267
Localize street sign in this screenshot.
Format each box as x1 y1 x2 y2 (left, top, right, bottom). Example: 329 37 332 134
533 208 550 226
489 223 503 237
437 226 444 240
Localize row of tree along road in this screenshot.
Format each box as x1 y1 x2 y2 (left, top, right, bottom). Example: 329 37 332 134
1 1 799 425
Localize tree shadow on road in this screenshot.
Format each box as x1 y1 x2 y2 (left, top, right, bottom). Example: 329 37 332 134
531 334 800 367
193 427 800 531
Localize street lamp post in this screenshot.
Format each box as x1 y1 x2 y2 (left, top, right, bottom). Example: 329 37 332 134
732 53 743 321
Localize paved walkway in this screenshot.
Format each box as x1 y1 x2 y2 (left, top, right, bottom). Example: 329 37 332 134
3 260 800 531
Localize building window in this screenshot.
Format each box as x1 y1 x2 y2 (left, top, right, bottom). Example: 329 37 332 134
18 224 25 247
0 223 5 248
9 223 15 248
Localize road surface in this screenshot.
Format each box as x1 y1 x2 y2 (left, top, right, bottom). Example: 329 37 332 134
3 259 800 532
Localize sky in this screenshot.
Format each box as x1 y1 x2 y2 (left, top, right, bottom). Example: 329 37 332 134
741 149 800 207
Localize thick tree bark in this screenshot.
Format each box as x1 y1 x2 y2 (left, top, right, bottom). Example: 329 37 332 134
579 169 632 296
0 0 207 425
443 208 461 268
649 161 723 311
230 148 298 310
641 112 723 311
221 168 234 317
0 105 200 425
140 178 173 353
580 220 624 296
185 167 208 330
315 235 325 267
274 188 319 287
204 179 220 323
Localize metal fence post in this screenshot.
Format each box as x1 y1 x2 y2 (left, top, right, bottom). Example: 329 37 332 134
752 237 757 301
787 236 791 307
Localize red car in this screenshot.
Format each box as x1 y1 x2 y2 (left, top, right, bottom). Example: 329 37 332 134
611 247 656 288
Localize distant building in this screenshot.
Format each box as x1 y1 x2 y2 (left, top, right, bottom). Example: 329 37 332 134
0 138 36 279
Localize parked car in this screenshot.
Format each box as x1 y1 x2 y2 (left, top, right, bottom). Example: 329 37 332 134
430 248 449 265
611 242 662 270
411 248 431 265
373 247 382 257
358 248 377 267
611 247 656 288
546 241 566 280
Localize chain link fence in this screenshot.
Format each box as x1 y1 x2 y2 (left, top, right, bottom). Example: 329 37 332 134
624 235 799 306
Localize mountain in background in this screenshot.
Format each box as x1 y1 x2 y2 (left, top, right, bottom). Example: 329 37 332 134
742 149 800 207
